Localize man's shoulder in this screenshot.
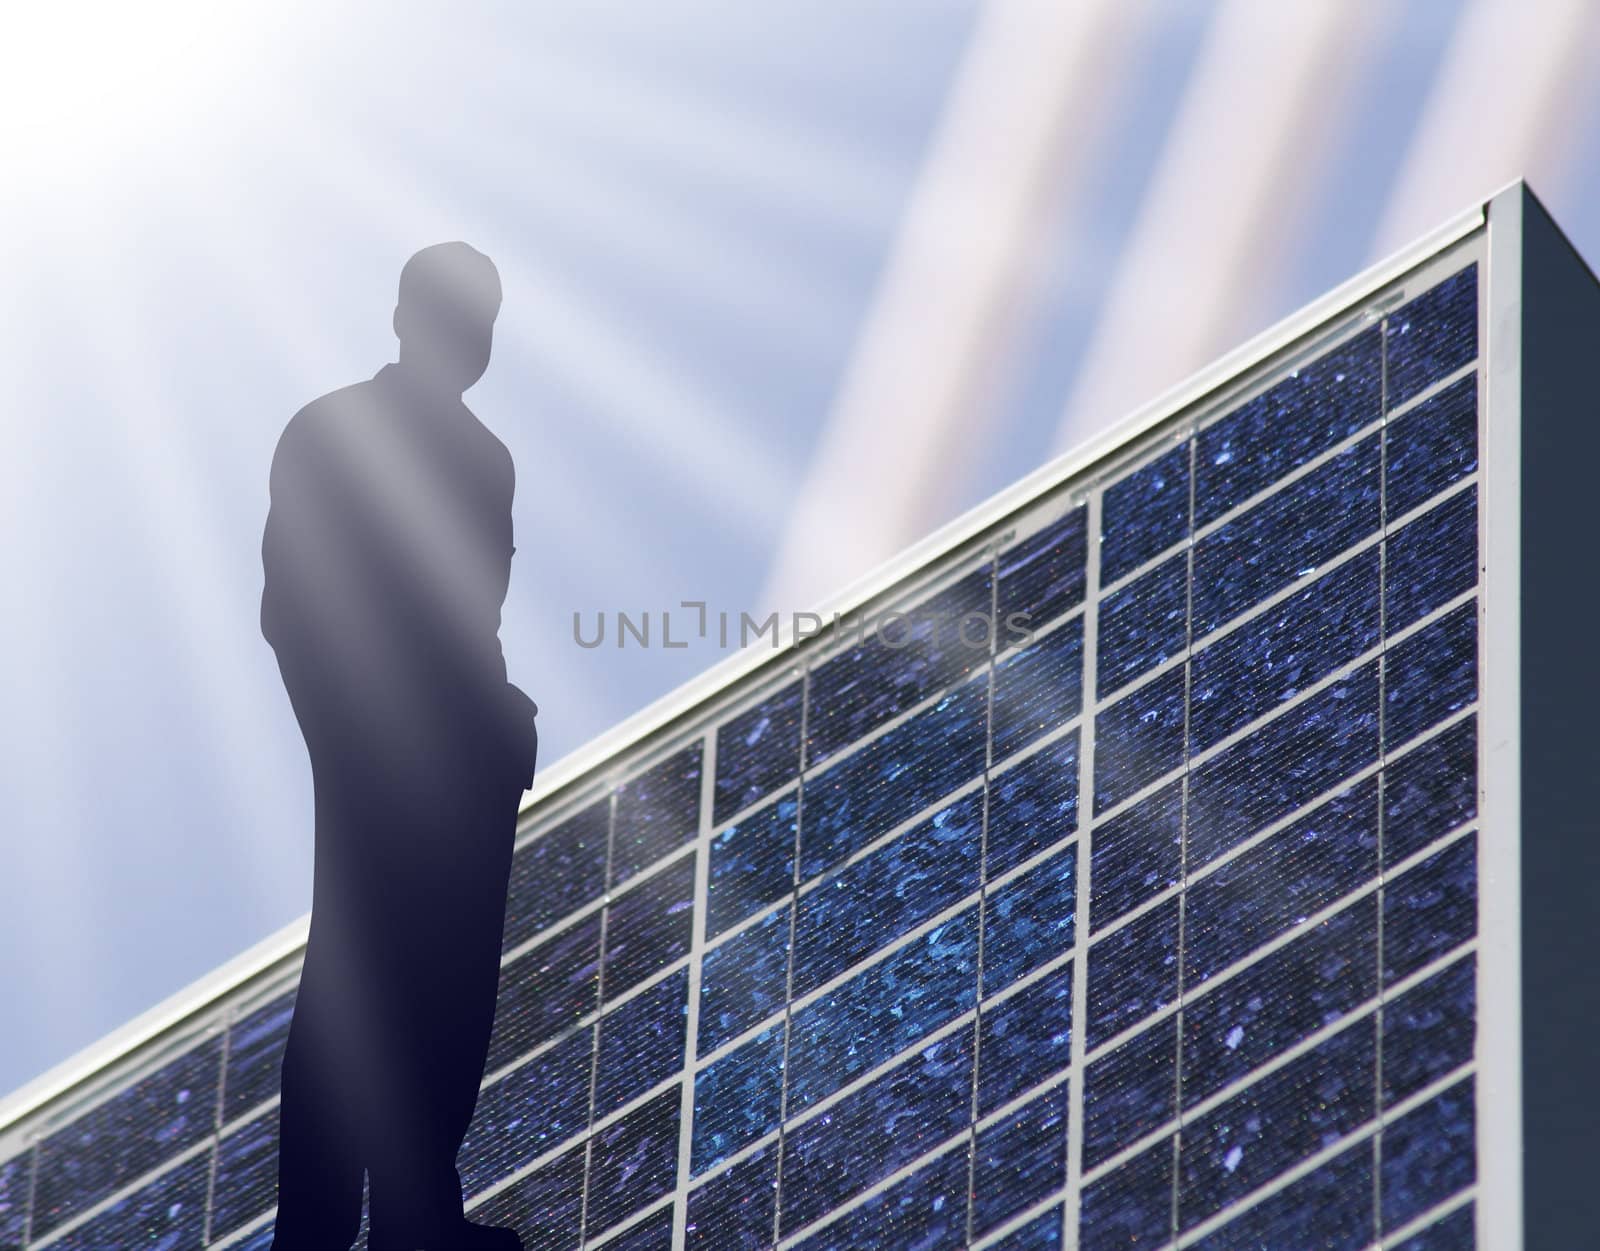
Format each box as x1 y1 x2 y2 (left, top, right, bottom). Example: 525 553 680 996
272 379 387 475
282 378 382 439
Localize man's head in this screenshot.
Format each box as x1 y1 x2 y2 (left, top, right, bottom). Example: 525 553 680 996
393 242 502 393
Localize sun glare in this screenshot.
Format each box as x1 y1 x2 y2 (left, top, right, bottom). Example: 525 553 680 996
0 0 286 194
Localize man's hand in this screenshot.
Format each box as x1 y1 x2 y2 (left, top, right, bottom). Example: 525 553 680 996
502 683 539 788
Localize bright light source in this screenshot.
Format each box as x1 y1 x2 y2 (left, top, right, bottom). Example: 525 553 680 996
0 0 286 193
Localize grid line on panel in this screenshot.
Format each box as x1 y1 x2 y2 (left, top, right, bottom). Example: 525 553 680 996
671 727 717 1251
1061 487 1106 1248
1083 938 1476 1190
768 1073 1073 1251
1094 354 1471 611
972 1189 1063 1249
684 939 1079 1217
709 775 800 845
1170 432 1197 1241
692 810 1080 1078
1167 1063 1474 1251
1378 1188 1476 1249
466 1052 687 1229
766 1062 1076 1251
22 1141 37 1248
1083 816 1476 1081
769 664 811 1247
483 955 690 1090
576 790 618 1244
1095 466 1477 721
1084 697 1475 961
202 1014 232 1248
1084 581 1476 854
965 540 1001 1247
592 1199 674 1250
26 1136 216 1251
1373 305 1391 1247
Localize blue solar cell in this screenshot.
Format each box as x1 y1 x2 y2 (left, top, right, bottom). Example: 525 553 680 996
986 732 1080 878
1183 779 1378 986
48 1150 210 1251
807 564 993 766
991 1206 1063 1250
687 1144 776 1251
1088 781 1183 933
1187 662 1379 866
992 616 1084 763
1086 898 1178 1049
596 970 688 1119
1190 549 1381 754
982 845 1076 997
608 1205 675 1251
714 679 803 825
1387 487 1477 636
222 989 295 1124
1185 1137 1374 1251
1384 834 1477 988
691 1030 784 1177
1082 1015 1175 1169
1177 1016 1376 1230
1384 954 1475 1108
1093 665 1186 816
791 1146 969 1251
488 914 601 1072
1392 1202 1474 1250
800 674 987 879
467 1141 584 1251
1192 434 1381 638
0 1148 29 1248
1386 265 1477 410
211 1107 279 1240
1096 553 1187 698
972 1080 1070 1238
1195 326 1382 526
1380 1077 1475 1233
462 1028 593 1194
1182 897 1377 1108
31 1035 221 1238
612 743 703 887
1078 1137 1173 1251
1384 716 1477 869
778 1029 974 1235
708 797 797 939
1385 602 1477 752
586 1088 680 1238
698 904 791 1054
1386 374 1478 518
504 798 609 951
978 962 1074 1113
791 790 982 1000
1101 443 1190 587
604 854 695 1001
788 911 977 1114
999 504 1088 628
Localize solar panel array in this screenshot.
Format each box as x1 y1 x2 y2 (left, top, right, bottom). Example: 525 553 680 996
0 255 1483 1251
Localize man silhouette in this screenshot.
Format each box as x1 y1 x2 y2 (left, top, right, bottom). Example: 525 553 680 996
261 242 536 1251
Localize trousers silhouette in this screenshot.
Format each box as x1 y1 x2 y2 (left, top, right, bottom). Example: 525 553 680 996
269 690 529 1250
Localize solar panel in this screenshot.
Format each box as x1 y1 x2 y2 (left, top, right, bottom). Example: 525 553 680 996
17 189 1593 1250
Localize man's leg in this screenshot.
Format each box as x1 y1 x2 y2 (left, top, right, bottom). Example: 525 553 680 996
366 774 521 1250
269 932 365 1251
